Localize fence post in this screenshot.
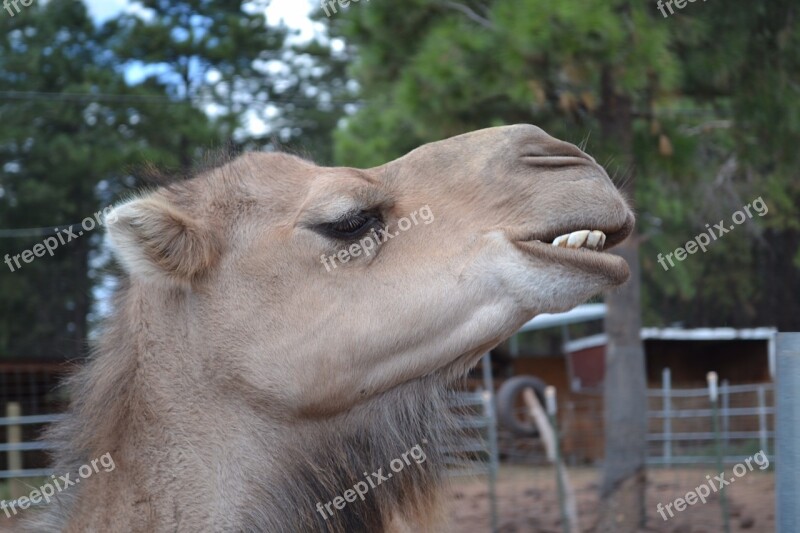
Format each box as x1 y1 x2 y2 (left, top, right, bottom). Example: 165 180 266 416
481 353 499 533
721 379 730 451
708 372 730 533
545 387 571 533
757 385 768 454
776 333 800 533
5 401 25 499
661 368 671 466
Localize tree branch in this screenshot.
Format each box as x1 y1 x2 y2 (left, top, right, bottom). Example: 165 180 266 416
442 1 494 30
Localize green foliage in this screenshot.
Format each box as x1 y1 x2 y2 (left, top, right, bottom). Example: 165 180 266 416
101 1 350 164
2 0 797 359
275 38 354 165
0 1 146 357
327 0 799 328
0 1 349 358
99 0 284 158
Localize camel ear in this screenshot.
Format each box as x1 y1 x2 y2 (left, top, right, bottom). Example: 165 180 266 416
106 196 221 284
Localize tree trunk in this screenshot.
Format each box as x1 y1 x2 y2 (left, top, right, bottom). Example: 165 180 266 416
595 65 648 532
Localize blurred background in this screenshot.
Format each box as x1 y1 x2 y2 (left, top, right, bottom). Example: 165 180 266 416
0 0 797 532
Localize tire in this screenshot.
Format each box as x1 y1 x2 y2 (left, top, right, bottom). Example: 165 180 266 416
496 375 548 437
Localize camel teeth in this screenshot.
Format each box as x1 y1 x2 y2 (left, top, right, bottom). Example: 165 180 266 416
586 230 606 250
551 230 607 250
566 230 590 249
585 230 601 250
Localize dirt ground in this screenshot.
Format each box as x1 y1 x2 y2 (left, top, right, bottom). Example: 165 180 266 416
446 465 774 532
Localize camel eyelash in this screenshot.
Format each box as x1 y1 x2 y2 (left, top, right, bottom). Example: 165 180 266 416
315 210 384 241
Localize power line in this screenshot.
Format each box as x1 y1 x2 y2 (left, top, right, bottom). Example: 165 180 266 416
0 223 87 238
0 90 361 106
0 87 361 238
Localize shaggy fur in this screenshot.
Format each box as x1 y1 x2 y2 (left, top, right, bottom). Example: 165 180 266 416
18 124 633 532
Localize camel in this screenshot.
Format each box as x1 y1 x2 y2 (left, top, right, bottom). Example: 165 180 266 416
20 124 633 532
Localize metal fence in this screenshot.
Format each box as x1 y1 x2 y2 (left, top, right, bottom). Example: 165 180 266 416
496 370 774 467
648 368 773 465
0 364 778 532
445 370 777 532
0 407 63 480
441 354 501 531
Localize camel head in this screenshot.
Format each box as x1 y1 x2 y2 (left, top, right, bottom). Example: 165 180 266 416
22 124 634 533
107 125 632 418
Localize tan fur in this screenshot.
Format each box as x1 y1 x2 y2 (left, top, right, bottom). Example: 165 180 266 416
22 125 633 532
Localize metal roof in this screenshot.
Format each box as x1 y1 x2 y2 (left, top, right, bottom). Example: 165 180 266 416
517 303 606 333
564 328 778 353
562 327 779 378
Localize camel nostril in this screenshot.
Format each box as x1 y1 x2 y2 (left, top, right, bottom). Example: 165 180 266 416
520 154 595 168
520 142 594 164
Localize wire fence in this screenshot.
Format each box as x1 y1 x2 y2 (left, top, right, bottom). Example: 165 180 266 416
0 365 777 532
648 369 773 465
445 367 775 532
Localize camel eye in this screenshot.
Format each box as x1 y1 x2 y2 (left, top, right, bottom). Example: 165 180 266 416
319 211 381 240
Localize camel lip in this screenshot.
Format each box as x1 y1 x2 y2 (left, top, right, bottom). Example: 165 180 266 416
511 212 634 284
604 214 635 248
515 213 635 251
513 239 631 285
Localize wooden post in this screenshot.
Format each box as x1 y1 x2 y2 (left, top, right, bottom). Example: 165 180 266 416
721 379 730 451
708 372 730 533
6 402 25 499
524 387 578 533
757 385 768 454
480 354 499 533
522 388 555 461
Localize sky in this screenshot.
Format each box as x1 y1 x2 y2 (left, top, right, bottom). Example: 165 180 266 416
83 0 127 21
83 0 317 39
